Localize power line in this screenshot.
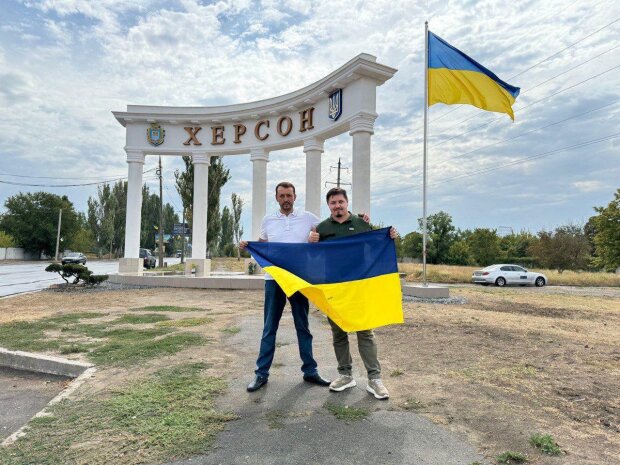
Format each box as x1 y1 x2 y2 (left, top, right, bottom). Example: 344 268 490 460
431 63 620 149
163 183 181 212
376 132 620 198
510 17 620 80
403 16 620 139
428 133 620 187
379 99 619 182
428 99 620 170
0 168 157 188
0 171 128 181
419 42 620 143
379 61 620 171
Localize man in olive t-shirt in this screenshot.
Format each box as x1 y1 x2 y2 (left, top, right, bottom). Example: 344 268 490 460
309 187 397 400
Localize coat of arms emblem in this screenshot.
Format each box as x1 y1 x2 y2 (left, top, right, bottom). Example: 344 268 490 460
328 89 342 121
147 123 165 146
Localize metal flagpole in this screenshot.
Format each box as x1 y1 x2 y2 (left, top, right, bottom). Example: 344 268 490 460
422 20 429 287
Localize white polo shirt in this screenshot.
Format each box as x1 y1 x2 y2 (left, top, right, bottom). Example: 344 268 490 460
259 208 320 280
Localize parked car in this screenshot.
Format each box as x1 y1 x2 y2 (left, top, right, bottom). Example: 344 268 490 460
139 248 157 269
472 264 547 287
61 252 87 265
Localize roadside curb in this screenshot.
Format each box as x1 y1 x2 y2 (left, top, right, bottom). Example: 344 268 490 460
0 348 93 378
0 348 96 446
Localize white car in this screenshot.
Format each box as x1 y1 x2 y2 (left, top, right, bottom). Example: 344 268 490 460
472 264 547 287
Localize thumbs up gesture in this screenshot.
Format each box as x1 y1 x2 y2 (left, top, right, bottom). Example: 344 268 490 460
308 226 320 243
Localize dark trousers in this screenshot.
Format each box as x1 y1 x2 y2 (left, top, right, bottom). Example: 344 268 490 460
255 280 318 378
328 318 381 379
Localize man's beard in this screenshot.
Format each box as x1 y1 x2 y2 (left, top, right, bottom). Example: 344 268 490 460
281 202 292 210
334 210 344 217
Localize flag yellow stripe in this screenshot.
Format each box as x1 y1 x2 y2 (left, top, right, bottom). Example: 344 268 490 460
429 68 517 120
264 265 403 332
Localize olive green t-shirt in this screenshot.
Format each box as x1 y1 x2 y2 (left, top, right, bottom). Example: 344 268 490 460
316 212 372 242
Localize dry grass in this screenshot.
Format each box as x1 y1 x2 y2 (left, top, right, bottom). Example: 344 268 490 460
398 263 620 287
379 285 620 465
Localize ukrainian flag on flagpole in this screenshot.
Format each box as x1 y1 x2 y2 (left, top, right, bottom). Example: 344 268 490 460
428 31 520 120
247 228 403 332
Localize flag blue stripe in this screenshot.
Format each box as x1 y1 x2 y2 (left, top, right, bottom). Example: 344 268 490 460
428 32 520 99
247 227 397 285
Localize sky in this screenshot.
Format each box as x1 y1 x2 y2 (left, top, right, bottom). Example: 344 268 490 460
1 0 619 239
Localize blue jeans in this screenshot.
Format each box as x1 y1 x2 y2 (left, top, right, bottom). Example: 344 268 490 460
255 280 318 378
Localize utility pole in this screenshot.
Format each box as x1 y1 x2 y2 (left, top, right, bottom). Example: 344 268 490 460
181 207 186 264
157 156 164 268
324 158 351 189
54 209 62 262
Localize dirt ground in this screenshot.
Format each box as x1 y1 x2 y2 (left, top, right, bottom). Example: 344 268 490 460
1 285 618 464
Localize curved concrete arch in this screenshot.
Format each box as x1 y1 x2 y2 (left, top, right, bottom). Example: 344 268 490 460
115 53 397 276
113 53 396 156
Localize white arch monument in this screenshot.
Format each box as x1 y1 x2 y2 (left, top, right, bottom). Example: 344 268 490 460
113 53 397 276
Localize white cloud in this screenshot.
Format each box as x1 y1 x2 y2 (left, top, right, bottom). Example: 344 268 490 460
1 0 620 236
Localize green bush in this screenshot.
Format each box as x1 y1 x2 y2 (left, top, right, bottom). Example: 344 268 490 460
45 263 108 286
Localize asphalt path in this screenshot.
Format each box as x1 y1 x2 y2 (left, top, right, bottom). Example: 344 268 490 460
168 309 485 465
0 258 182 298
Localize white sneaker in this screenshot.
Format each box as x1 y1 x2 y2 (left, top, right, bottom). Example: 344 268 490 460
366 378 389 399
329 375 356 392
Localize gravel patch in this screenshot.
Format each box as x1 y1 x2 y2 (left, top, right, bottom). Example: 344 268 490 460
403 295 467 305
44 281 156 294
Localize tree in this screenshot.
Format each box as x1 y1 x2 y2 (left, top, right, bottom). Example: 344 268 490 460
528 224 590 272
499 230 537 261
590 189 620 271
87 180 126 257
66 212 95 253
0 192 79 257
208 158 231 255
417 211 456 264
174 156 194 226
141 185 160 251
162 204 179 256
110 180 127 257
0 231 16 248
231 193 244 260
219 206 234 256
397 231 423 259
447 240 475 265
174 156 230 256
467 228 501 266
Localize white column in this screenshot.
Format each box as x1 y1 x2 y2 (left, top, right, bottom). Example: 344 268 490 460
349 112 377 216
185 153 211 277
251 148 269 240
303 138 324 217
119 150 145 274
192 154 210 259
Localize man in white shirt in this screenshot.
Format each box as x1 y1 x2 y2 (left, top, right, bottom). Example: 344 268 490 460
240 182 331 392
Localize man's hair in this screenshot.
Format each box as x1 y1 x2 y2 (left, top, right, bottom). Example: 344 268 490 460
275 181 296 195
326 187 348 203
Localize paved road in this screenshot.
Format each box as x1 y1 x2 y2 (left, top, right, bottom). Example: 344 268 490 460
0 258 181 298
0 367 69 442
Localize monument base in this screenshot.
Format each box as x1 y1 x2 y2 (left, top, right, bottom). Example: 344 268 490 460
402 284 450 299
119 258 143 275
184 259 211 277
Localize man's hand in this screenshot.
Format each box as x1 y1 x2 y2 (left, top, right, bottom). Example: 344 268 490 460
308 226 320 243
389 227 399 240
359 213 370 224
239 240 249 250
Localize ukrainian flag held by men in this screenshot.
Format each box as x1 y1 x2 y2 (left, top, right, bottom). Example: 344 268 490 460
428 31 520 120
247 227 403 332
